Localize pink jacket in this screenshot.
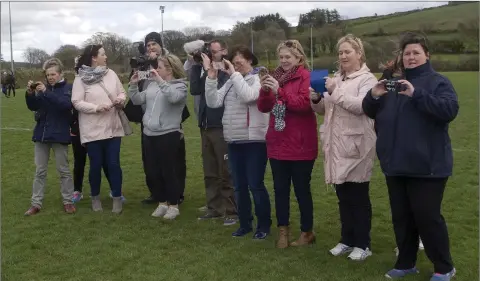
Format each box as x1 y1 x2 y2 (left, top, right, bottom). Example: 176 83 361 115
71 69 126 144
311 64 377 184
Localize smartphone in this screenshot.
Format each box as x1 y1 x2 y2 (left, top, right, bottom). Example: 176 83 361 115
258 67 269 79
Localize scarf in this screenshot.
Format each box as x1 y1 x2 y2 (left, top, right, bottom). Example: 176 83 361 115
271 65 299 87
78 65 109 85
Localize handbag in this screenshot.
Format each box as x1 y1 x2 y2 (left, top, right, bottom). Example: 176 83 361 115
98 82 133 136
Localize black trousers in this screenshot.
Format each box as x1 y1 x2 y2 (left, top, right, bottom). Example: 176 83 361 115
141 124 186 200
386 176 454 274
143 132 182 205
334 182 372 250
71 135 110 192
269 159 315 232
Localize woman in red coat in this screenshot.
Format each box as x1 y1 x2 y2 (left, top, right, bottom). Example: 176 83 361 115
257 40 318 248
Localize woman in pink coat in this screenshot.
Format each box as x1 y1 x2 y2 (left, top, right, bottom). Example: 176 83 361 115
71 44 127 214
310 34 377 261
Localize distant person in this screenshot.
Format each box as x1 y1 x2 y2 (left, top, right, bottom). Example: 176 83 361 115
363 32 458 280
24 58 75 216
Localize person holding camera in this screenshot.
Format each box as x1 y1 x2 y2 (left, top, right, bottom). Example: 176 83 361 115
71 44 127 214
24 58 75 216
257 40 317 248
186 39 238 224
310 35 377 260
362 32 458 280
128 54 188 220
204 45 271 238
125 32 189 206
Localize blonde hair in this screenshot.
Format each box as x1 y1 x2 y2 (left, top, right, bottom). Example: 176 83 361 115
158 54 186 79
42 57 64 73
276 40 310 70
335 34 366 76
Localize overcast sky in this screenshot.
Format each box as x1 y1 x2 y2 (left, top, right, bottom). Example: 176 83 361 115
0 0 447 62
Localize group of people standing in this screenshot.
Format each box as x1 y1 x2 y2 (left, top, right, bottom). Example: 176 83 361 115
23 29 458 281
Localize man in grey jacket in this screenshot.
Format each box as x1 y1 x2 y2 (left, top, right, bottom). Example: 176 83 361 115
189 39 237 225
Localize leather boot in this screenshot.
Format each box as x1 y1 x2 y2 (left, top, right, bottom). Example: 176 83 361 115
290 231 316 246
276 226 290 249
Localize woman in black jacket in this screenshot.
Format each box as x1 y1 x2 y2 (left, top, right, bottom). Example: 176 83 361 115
362 32 458 280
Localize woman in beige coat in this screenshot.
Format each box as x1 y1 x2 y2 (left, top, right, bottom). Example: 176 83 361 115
311 34 377 261
72 44 127 214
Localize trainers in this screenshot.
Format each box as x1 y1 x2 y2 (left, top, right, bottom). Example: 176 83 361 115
329 243 353 256
198 211 222 220
223 217 237 226
419 239 424 250
347 247 372 261
151 204 168 217
72 191 83 203
232 227 252 237
109 191 126 202
430 268 456 281
24 206 40 216
253 231 269 240
385 268 420 279
163 206 180 220
64 204 76 214
198 205 208 212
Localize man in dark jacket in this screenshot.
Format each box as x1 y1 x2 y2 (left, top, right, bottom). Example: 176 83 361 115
189 39 237 225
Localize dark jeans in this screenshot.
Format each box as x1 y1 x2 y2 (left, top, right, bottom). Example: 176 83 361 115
334 182 372 250
202 128 236 216
141 124 186 200
86 137 122 197
386 176 454 274
269 159 315 232
71 135 110 193
228 142 271 232
143 132 182 205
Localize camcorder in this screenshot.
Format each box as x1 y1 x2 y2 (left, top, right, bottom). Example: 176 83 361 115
129 41 158 79
384 80 407 93
183 40 218 64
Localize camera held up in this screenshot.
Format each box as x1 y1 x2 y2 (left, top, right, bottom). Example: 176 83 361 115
183 40 213 64
129 41 158 79
384 80 408 93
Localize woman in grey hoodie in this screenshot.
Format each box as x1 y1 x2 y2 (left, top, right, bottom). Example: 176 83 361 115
128 54 188 220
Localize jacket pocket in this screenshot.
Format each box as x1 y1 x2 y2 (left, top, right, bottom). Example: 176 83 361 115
338 128 364 159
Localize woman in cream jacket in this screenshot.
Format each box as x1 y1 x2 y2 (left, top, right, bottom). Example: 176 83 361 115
311 34 377 261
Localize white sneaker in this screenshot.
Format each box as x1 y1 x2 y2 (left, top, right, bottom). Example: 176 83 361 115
419 239 424 250
347 247 372 261
329 243 353 256
163 206 180 220
151 204 168 217
394 247 399 256
198 205 207 212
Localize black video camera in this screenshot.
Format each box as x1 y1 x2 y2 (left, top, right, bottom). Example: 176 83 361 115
192 43 212 64
129 55 156 72
384 80 408 93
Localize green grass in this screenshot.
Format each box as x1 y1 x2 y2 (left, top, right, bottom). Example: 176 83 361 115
348 2 479 36
1 72 478 281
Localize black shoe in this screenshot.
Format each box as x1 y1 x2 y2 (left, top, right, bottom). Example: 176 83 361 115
179 196 184 205
141 196 158 204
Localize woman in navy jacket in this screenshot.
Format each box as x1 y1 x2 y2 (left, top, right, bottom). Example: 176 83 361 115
24 58 76 216
362 33 457 281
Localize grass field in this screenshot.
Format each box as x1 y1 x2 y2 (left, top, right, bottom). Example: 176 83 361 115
1 72 478 281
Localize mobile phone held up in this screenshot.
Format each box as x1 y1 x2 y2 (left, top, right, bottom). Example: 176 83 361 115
384 80 407 93
310 69 329 96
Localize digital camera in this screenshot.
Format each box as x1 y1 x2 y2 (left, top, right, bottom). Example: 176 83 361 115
384 80 407 93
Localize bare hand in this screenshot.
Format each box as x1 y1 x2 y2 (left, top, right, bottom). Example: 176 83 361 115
397 79 415 97
223 59 235 75
325 77 336 94
201 53 211 72
26 80 35 94
150 69 164 83
130 72 139 84
263 77 279 95
371 80 388 98
113 97 124 108
96 104 111 113
260 75 270 91
148 52 158 60
309 87 321 101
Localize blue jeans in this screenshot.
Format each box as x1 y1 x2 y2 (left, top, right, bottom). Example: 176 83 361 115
86 137 122 197
228 142 272 233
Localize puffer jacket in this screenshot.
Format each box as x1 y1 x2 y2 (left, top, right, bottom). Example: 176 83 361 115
311 63 378 184
205 71 269 142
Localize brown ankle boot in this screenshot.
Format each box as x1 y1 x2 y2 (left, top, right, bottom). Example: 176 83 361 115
276 226 290 249
290 231 316 246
